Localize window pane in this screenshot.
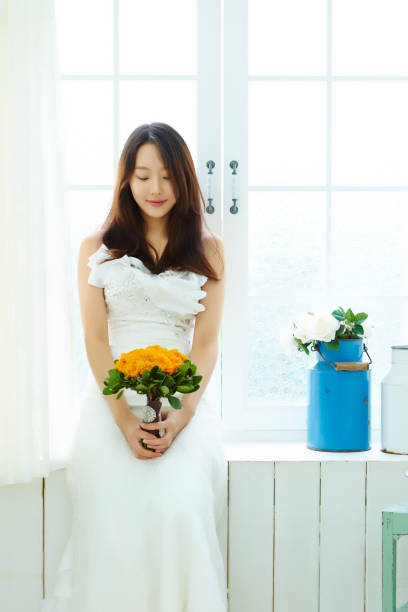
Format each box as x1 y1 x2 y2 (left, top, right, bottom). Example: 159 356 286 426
333 0 408 76
249 192 326 296
60 81 114 185
249 82 326 186
331 192 408 297
249 294 408 428
119 0 197 74
332 83 408 186
249 0 326 76
249 296 327 405
55 0 113 74
119 81 197 164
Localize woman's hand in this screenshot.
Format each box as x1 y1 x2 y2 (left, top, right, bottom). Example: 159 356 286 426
139 409 192 454
119 412 164 460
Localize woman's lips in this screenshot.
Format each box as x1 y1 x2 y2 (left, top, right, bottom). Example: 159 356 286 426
148 200 166 206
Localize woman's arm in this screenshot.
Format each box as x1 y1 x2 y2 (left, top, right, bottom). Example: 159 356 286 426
84 336 136 431
181 233 226 421
181 341 219 421
77 234 135 432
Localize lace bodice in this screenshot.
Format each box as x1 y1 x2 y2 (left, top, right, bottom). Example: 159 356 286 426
87 243 208 407
87 244 208 406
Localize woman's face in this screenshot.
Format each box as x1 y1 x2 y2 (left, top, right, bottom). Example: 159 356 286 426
129 142 177 222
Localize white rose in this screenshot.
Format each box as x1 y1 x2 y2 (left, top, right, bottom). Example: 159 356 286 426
308 312 341 342
293 313 315 344
361 317 375 339
279 326 299 356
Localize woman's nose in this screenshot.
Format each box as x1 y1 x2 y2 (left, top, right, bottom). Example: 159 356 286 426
151 177 162 192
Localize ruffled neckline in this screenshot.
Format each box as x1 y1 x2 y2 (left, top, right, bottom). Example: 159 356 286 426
88 243 208 316
90 243 208 285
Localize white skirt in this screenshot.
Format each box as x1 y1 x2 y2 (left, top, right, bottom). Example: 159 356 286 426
39 377 228 611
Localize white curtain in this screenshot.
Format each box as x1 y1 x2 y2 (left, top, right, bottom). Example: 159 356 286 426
0 0 76 485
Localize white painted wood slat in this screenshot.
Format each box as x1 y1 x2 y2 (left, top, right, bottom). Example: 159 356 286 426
320 461 366 612
274 461 320 612
228 461 274 612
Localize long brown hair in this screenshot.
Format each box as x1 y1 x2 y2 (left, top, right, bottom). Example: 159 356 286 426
98 122 222 280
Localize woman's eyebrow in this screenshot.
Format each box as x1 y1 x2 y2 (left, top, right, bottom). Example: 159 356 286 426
135 166 167 170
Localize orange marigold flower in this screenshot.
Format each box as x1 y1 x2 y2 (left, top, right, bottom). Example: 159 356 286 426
114 345 188 378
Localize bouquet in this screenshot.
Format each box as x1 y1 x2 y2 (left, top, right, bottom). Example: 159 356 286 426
103 344 202 449
280 306 376 356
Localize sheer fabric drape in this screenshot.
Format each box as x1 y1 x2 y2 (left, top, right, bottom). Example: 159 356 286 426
0 0 76 485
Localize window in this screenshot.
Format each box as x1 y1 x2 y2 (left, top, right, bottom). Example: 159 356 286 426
56 0 408 440
222 0 408 437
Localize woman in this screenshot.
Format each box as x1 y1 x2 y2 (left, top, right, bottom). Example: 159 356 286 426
40 123 228 611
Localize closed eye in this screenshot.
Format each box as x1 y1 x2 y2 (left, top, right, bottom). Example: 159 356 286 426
137 177 170 181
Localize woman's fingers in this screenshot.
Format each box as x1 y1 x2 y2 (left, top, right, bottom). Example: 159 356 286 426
137 444 162 458
138 420 173 454
138 423 163 439
146 443 167 452
139 431 158 441
143 434 169 446
144 438 168 449
140 421 166 431
142 437 160 445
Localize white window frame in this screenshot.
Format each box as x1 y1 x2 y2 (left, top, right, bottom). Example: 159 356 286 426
61 0 402 442
220 0 403 440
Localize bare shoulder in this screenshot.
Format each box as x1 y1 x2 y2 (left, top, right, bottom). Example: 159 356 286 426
202 230 225 279
202 230 224 255
79 231 104 258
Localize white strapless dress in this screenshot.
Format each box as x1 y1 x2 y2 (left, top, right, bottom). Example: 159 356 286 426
39 243 228 612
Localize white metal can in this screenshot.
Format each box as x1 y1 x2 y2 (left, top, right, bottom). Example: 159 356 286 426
381 345 408 454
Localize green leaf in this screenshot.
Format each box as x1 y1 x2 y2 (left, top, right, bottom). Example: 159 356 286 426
306 311 315 316
345 308 355 321
168 395 182 409
116 390 124 399
353 324 364 335
135 383 148 392
192 375 202 385
297 342 310 355
178 362 190 376
354 312 368 323
160 385 170 396
142 369 150 383
331 309 344 321
325 338 340 350
108 367 121 375
176 385 194 393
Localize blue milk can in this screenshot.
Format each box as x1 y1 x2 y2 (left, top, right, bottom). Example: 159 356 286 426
307 339 372 452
